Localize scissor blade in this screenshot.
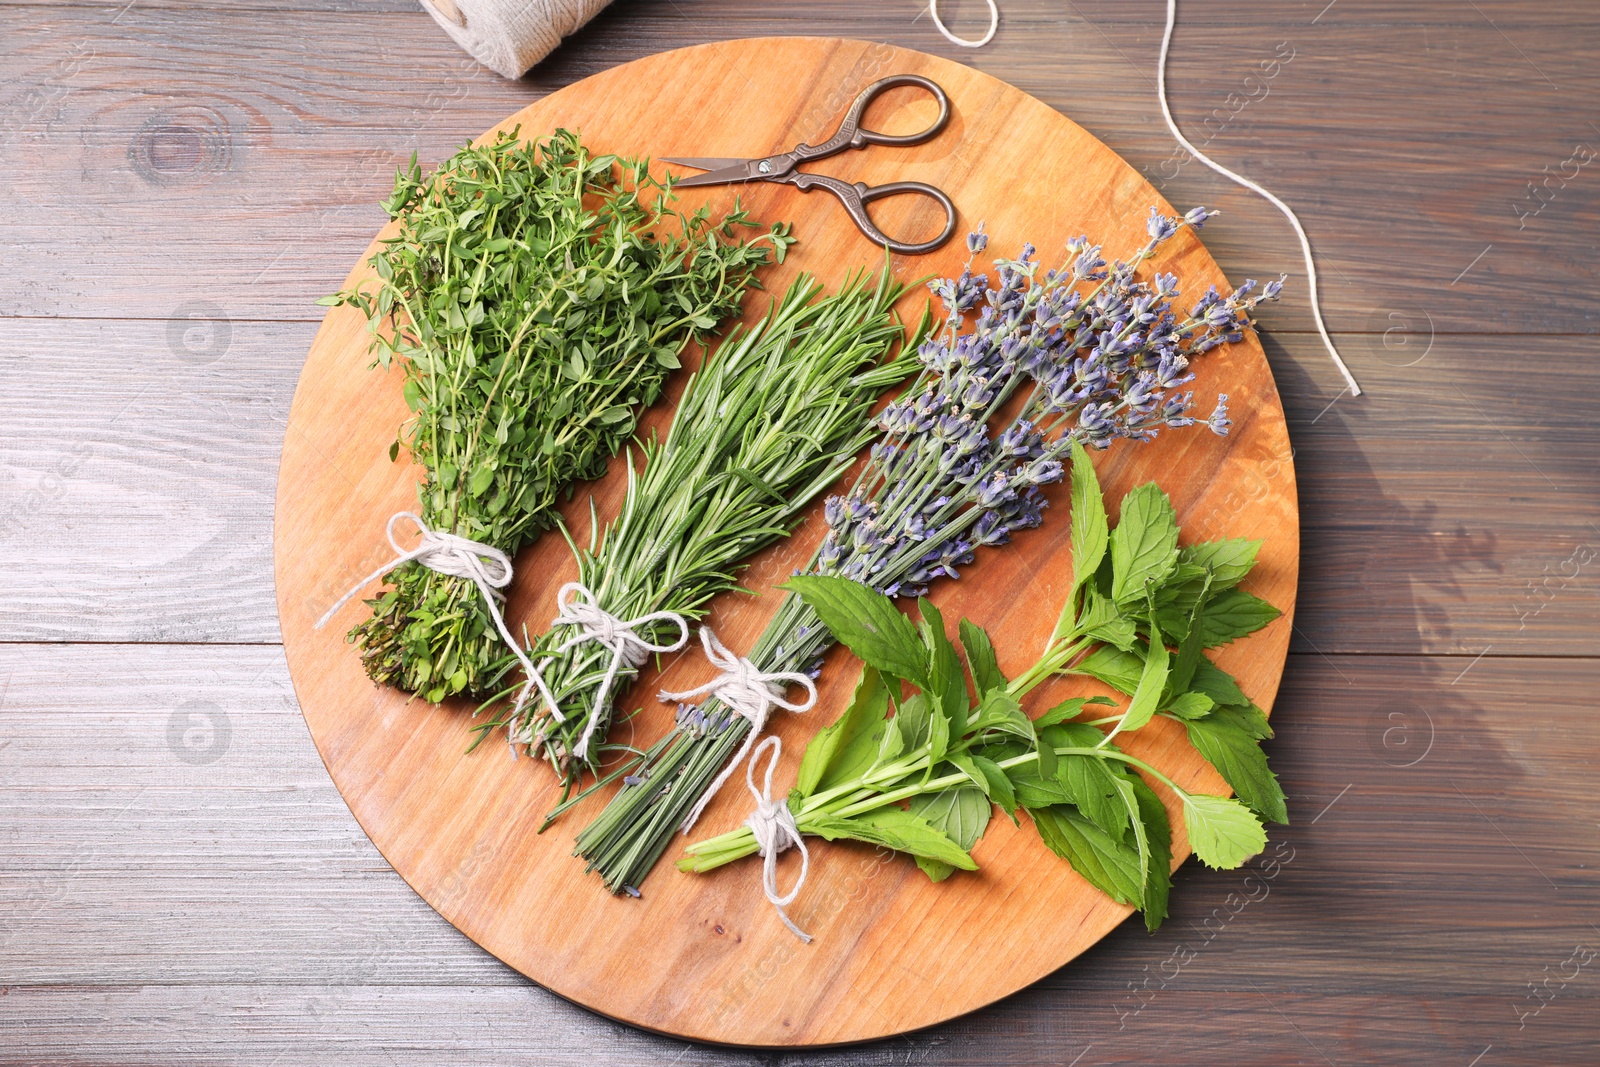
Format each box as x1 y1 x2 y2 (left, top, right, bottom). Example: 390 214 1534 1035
660 156 750 171
670 161 766 188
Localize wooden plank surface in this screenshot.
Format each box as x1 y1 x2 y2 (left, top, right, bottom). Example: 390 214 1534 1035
0 1 1595 335
2 0 1598 1061
2 646 1595 1063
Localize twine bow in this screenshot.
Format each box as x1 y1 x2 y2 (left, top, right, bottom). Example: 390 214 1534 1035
544 582 689 761
742 735 812 943
315 512 543 717
662 627 818 833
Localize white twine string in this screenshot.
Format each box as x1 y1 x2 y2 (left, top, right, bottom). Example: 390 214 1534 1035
741 736 812 943
921 0 1360 395
314 512 543 716
542 582 689 760
663 627 818 833
1158 0 1361 396
929 0 998 48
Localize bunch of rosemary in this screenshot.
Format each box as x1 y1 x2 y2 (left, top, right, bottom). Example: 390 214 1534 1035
483 269 921 790
681 442 1286 935
574 211 1282 894
321 128 790 703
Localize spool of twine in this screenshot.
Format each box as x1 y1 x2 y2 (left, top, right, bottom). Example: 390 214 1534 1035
418 0 614 79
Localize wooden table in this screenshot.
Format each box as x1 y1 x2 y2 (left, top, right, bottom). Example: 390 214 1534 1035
2 1 1595 1063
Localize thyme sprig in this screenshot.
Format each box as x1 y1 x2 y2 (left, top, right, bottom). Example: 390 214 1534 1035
322 129 790 702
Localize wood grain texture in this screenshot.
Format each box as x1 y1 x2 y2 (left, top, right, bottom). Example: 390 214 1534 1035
1 1 1596 341
274 37 1298 1045
3 321 1595 654
2 646 1596 1065
4 0 1600 1061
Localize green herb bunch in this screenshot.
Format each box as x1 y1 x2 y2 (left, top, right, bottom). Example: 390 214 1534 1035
681 442 1286 932
571 214 1279 894
482 269 921 789
323 128 791 702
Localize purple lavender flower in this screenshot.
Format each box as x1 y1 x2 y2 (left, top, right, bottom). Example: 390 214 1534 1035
1207 394 1232 436
974 471 1014 508
972 511 1010 546
812 208 1279 601
1147 207 1179 242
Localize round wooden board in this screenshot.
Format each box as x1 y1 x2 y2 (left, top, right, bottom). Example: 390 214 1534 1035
275 37 1298 1047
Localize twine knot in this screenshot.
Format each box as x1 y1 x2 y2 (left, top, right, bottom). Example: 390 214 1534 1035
662 627 817 833
544 582 689 761
742 736 811 943
315 512 542 716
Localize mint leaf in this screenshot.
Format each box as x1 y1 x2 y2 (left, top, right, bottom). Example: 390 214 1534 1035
920 599 968 743
1074 644 1144 695
1113 776 1153 916
1006 758 1072 809
1182 794 1267 869
948 751 989 793
1164 691 1215 720
1183 705 1287 824
1033 697 1091 728
808 809 978 870
1110 483 1180 604
1126 772 1173 931
1053 749 1130 838
1118 614 1169 735
1033 805 1144 906
1196 588 1282 647
969 754 1018 818
958 618 1005 695
785 575 928 685
1151 577 1207 639
795 665 888 797
1163 573 1213 702
1069 439 1109 597
1190 658 1250 707
969 689 1034 741
874 710 905 768
1083 591 1139 652
909 786 991 881
895 691 932 751
1179 539 1261 589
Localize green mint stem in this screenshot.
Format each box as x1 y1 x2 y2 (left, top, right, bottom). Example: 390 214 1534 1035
681 744 1192 874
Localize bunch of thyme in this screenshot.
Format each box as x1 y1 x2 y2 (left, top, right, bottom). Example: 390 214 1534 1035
681 443 1286 937
573 208 1285 895
477 268 921 789
322 128 790 703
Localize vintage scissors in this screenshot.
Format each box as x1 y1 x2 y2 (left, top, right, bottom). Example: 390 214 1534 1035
663 74 959 256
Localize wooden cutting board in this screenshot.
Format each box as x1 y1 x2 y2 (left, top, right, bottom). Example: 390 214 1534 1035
275 37 1298 1046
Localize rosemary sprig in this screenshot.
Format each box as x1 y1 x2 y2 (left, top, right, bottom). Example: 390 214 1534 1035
321 129 790 702
480 268 923 789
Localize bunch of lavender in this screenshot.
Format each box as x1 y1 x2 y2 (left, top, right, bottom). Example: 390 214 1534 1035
571 208 1285 894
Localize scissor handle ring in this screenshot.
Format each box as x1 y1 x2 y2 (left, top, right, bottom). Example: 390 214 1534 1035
842 74 952 149
791 173 958 256
856 180 958 255
791 74 952 162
